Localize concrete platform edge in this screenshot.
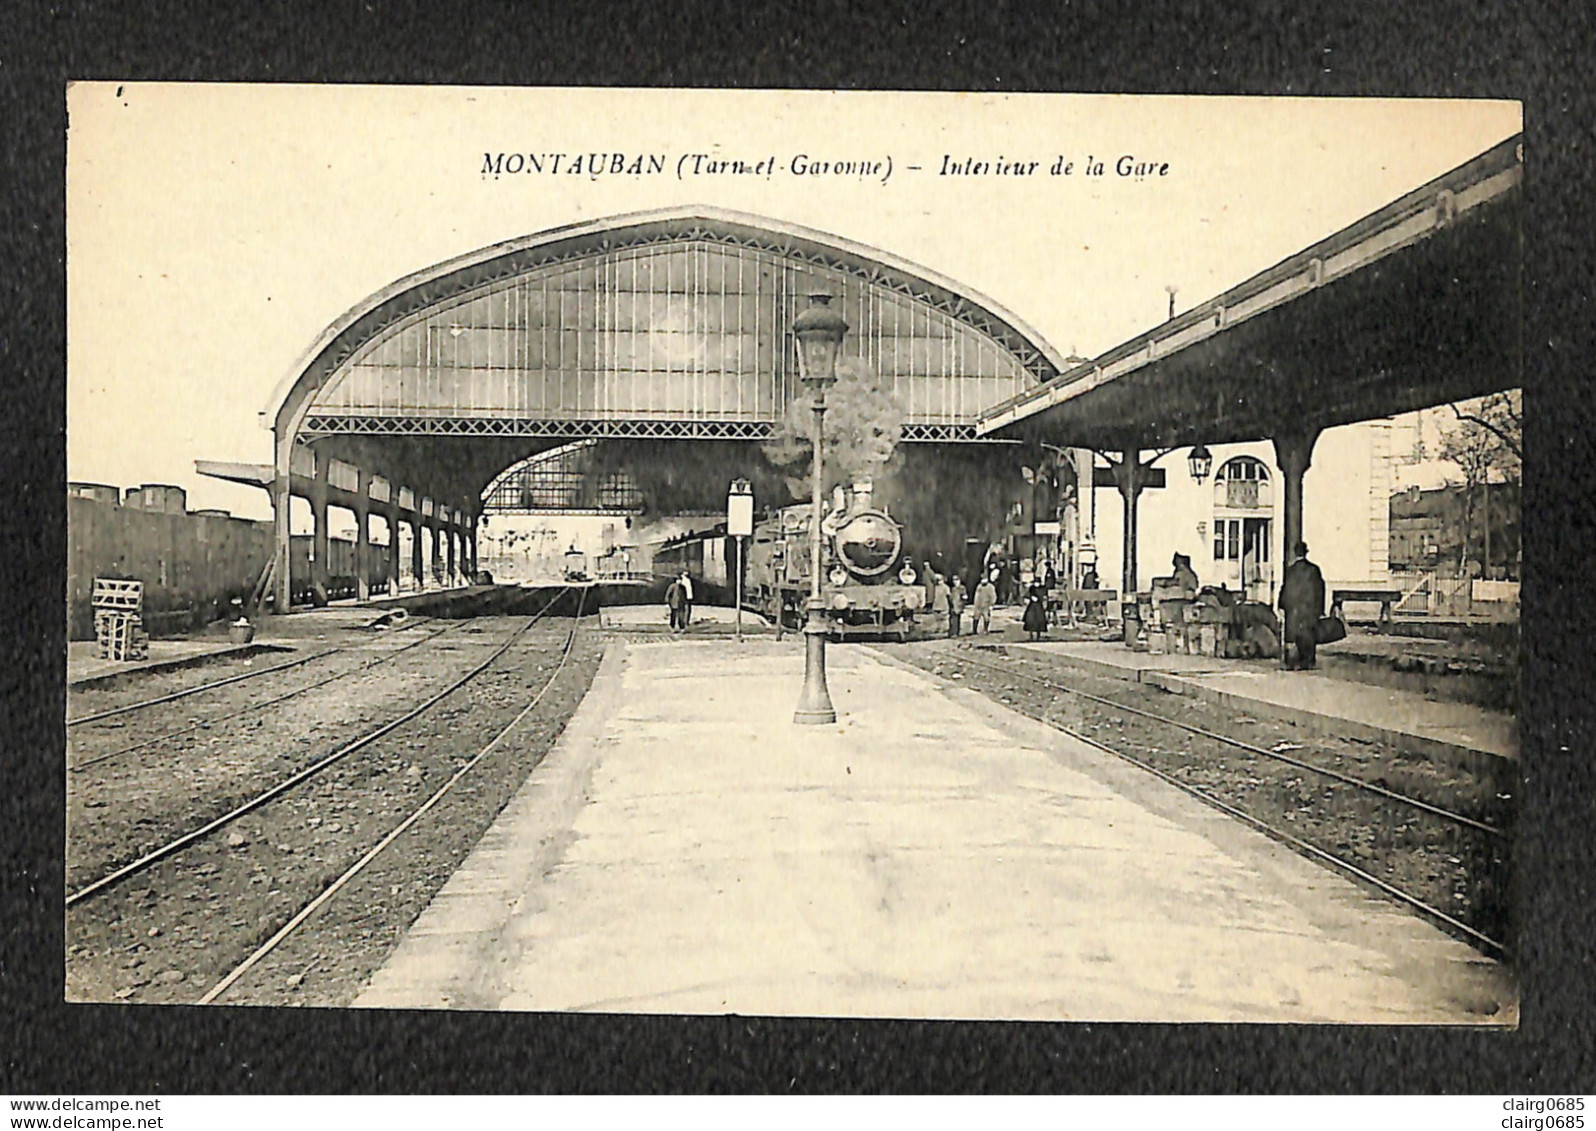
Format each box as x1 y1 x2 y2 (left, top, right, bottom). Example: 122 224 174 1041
1009 644 1513 772
1140 670 1512 775
68 642 297 688
351 638 629 1010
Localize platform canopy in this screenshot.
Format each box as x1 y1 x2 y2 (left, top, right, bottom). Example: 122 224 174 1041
978 136 1522 452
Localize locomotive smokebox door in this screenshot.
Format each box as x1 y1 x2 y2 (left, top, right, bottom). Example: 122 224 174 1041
834 510 902 577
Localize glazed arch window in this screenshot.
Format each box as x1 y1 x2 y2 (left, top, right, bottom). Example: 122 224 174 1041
1219 456 1270 481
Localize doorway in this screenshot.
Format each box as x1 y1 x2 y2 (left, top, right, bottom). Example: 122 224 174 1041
1212 456 1274 602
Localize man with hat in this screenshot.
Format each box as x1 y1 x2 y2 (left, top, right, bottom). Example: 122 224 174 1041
1278 540 1325 670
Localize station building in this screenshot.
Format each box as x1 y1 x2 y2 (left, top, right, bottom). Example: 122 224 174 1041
197 135 1516 618
1081 423 1394 604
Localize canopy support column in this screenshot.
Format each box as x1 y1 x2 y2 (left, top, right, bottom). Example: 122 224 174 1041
388 498 402 596
310 452 330 604
1272 427 1322 562
1112 445 1151 602
411 514 424 592
354 467 371 602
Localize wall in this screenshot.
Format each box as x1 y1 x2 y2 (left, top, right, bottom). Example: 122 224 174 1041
67 497 274 640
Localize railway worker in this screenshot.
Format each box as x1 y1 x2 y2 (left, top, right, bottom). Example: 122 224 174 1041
1278 540 1326 670
678 570 695 629
972 573 997 635
665 575 686 632
923 560 937 611
948 572 965 637
929 572 950 636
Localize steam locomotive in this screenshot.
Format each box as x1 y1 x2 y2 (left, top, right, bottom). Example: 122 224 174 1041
746 486 924 640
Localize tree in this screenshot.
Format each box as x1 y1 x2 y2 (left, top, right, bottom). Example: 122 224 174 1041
1438 389 1522 576
761 357 905 501
1448 389 1522 464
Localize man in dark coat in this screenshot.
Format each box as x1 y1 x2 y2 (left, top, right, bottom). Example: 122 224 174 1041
665 576 685 631
1278 540 1325 670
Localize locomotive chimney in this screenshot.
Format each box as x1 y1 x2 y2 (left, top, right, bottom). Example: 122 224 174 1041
850 477 874 514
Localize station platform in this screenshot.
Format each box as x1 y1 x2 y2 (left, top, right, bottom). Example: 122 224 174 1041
65 602 437 686
355 636 1511 1022
1008 641 1517 768
66 634 298 687
599 603 773 632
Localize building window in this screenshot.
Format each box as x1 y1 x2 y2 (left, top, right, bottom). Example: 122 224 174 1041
1220 456 1269 481
1214 518 1244 561
1216 456 1270 510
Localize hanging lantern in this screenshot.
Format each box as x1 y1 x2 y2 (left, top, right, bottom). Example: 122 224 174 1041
1188 444 1214 484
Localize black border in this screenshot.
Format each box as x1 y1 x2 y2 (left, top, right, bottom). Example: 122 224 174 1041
5 0 1592 1094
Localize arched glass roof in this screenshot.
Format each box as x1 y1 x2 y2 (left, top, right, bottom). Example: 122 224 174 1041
276 208 1067 445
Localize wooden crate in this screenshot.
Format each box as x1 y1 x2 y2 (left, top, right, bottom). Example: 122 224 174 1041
95 610 148 661
92 578 144 613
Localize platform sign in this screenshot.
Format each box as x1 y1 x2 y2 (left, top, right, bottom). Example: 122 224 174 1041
727 480 754 537
728 479 753 642
1034 520 1062 536
1093 466 1166 489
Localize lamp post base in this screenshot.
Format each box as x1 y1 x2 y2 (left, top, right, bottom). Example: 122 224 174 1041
793 600 836 725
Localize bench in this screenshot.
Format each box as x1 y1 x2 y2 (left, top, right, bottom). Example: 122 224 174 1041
1332 587 1402 631
1062 587 1118 624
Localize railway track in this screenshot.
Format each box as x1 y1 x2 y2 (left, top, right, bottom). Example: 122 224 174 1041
198 587 589 1004
65 589 598 1005
913 643 1511 958
66 592 572 907
69 617 467 773
66 612 442 728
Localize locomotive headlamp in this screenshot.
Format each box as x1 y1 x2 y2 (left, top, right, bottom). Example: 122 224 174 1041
829 566 850 588
899 564 917 585
831 592 851 611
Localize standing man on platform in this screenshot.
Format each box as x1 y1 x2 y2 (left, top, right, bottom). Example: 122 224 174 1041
678 570 695 629
1278 541 1325 670
665 575 685 632
948 572 965 637
972 573 996 635
929 572 950 639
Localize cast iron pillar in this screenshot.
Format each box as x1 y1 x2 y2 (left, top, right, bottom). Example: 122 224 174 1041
1272 427 1321 561
1112 445 1149 601
445 519 458 586
354 468 371 602
387 499 402 595
410 514 424 592
310 454 330 602
271 475 292 615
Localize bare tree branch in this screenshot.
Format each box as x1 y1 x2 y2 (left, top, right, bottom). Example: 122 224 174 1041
1448 402 1523 460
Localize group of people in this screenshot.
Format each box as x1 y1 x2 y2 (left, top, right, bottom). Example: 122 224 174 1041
664 570 694 632
1149 541 1327 670
921 563 1000 638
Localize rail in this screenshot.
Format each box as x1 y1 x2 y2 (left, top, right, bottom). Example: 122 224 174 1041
66 592 572 907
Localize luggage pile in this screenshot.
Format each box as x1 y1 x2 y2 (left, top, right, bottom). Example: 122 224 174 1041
93 578 148 661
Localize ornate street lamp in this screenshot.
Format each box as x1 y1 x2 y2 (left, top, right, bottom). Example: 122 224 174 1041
791 285 846 725
1187 444 1213 484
